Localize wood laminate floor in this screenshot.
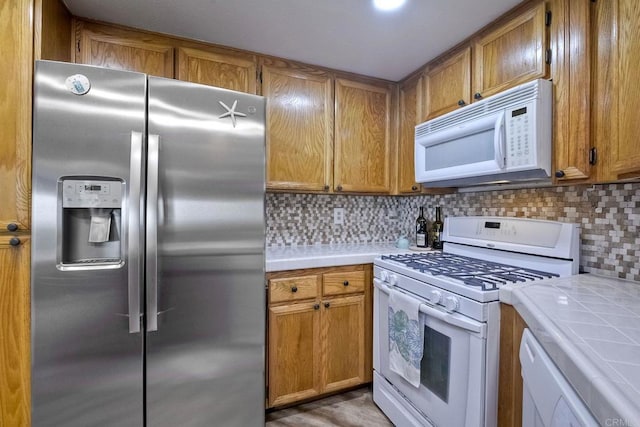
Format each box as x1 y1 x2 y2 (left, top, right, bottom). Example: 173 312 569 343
266 387 393 426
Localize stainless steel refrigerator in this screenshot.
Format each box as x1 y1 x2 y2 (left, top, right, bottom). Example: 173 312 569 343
31 60 265 426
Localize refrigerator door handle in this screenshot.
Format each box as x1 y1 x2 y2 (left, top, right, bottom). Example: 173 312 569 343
146 133 160 332
128 131 143 334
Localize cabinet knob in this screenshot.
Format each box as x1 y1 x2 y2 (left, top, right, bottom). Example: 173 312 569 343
291 286 298 293
7 223 18 232
457 99 466 106
313 304 320 310
323 185 330 191
343 280 349 287
411 185 418 191
474 92 483 100
9 237 20 247
555 170 565 178
336 185 343 192
324 302 330 308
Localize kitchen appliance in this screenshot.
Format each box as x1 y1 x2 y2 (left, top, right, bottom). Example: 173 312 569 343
520 329 598 427
415 79 552 187
373 216 580 427
31 60 266 426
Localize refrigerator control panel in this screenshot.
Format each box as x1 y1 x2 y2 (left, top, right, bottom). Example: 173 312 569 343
62 179 123 208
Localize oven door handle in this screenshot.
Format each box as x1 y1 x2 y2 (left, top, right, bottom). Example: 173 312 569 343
374 279 484 334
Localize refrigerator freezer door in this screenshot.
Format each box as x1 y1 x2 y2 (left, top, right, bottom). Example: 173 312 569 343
146 77 266 426
31 61 146 426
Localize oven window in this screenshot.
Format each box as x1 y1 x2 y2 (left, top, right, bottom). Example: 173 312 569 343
420 325 451 403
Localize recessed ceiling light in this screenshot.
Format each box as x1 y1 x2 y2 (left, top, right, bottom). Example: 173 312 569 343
373 0 406 11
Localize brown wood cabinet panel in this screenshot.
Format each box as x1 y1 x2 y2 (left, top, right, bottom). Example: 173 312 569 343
322 270 365 296
262 62 333 191
78 28 174 78
473 1 547 99
269 275 320 303
0 237 31 427
397 74 423 194
34 0 72 62
177 47 256 93
423 46 471 120
594 0 640 181
268 302 322 407
334 79 391 193
321 295 365 394
549 0 591 182
497 303 527 427
0 0 32 232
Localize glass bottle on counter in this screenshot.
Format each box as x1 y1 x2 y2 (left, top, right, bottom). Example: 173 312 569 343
431 206 444 250
415 206 428 248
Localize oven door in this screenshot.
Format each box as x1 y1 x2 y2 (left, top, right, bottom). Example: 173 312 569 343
374 279 487 427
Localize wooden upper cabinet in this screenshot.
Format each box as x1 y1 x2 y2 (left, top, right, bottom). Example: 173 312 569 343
334 78 392 193
261 61 333 191
77 27 174 78
177 47 256 93
473 1 547 100
0 0 32 232
397 74 422 194
423 46 471 121
593 0 640 181
549 0 591 182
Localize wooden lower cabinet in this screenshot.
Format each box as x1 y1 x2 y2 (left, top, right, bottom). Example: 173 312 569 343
266 264 372 408
497 303 528 427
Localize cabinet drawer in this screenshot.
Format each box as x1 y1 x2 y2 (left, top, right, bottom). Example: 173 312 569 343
322 270 365 296
269 276 319 303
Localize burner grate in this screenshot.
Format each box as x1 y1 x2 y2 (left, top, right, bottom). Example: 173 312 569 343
381 252 558 291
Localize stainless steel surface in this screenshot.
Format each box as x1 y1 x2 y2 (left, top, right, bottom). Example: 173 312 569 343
129 131 143 333
145 133 159 333
145 76 265 427
32 61 145 426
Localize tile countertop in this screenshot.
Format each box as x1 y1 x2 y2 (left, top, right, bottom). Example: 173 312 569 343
266 243 415 272
500 274 640 426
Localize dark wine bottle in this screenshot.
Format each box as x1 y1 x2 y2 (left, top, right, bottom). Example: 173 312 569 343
431 206 444 250
416 206 428 248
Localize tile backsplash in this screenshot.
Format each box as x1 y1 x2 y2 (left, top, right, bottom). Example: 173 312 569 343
266 182 640 281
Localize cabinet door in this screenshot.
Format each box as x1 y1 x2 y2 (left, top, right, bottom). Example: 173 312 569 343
397 74 423 194
473 1 547 100
268 302 321 407
177 47 257 93
423 46 471 121
321 295 365 393
0 237 30 426
594 0 640 180
0 0 32 231
549 0 592 182
262 63 333 191
335 79 391 193
78 28 174 78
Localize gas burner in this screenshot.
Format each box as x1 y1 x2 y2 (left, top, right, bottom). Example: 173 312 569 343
381 252 557 291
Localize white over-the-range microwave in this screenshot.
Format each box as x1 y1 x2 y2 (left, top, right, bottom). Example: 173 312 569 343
415 79 552 187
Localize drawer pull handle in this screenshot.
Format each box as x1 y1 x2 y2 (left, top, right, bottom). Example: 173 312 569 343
313 304 320 310
343 280 349 287
291 286 298 293
324 302 330 308
7 223 18 232
9 237 21 246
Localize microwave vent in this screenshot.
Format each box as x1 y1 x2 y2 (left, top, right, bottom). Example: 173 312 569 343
416 80 543 138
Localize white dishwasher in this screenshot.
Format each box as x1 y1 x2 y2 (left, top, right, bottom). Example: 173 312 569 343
520 329 598 427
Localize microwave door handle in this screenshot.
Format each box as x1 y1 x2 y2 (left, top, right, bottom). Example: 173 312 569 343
494 113 506 169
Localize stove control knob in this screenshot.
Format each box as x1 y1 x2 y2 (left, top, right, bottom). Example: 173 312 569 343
429 290 442 305
389 274 398 286
444 296 460 313
380 270 390 283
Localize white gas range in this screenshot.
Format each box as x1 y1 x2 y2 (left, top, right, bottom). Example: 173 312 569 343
373 216 580 427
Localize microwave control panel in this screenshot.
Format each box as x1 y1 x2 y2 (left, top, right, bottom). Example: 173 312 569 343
505 102 535 168
61 179 123 208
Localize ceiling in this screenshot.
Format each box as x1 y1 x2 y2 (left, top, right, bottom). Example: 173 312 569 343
62 0 523 81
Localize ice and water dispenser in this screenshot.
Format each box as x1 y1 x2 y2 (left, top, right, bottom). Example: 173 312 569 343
60 178 124 267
